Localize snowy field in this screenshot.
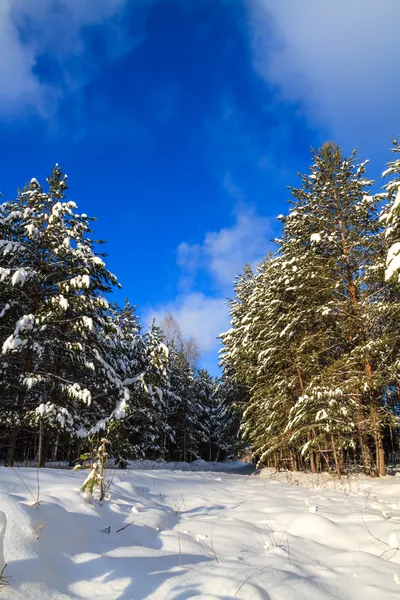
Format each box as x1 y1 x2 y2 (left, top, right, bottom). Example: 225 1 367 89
1 465 400 599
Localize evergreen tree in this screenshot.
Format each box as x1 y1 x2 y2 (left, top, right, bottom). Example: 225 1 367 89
193 369 216 460
105 309 171 465
166 345 202 461
0 167 119 465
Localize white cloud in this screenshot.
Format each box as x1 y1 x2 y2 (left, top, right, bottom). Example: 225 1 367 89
0 0 135 117
178 208 274 290
248 0 400 146
0 1 46 116
147 293 228 354
150 206 274 364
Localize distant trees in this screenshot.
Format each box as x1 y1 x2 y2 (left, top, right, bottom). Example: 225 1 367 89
220 141 400 477
0 169 240 466
158 314 238 462
160 314 200 368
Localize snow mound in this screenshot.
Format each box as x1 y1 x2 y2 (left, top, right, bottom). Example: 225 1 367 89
286 513 348 549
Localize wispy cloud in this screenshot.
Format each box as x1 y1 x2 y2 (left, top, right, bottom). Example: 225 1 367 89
0 0 143 118
148 293 228 355
178 208 274 291
149 201 275 358
247 0 400 148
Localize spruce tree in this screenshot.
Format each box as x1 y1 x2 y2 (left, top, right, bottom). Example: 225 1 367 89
0 167 119 465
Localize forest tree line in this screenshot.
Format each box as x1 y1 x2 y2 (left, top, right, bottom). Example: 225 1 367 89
2 139 400 477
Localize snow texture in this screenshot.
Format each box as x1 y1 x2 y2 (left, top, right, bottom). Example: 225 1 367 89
386 242 400 281
310 233 321 243
0 510 6 573
1 465 400 599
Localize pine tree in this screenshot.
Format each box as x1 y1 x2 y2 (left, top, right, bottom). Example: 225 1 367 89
103 308 171 465
193 369 216 460
0 167 120 465
219 264 255 398
166 345 202 461
213 377 246 460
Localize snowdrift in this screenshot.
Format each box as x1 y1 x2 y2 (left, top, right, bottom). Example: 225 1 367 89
0 466 399 599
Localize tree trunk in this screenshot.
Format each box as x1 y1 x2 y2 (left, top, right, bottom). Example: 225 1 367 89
290 450 297 471
183 425 187 462
6 428 18 466
52 434 59 462
376 436 386 477
374 424 386 477
358 428 373 476
37 418 44 468
331 435 341 479
307 432 317 473
389 424 396 466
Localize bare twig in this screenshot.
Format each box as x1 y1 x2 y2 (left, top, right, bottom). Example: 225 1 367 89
103 468 117 497
234 565 271 596
360 512 387 548
100 526 111 534
116 521 134 533
197 522 219 564
9 466 36 503
175 501 182 568
209 519 218 563
360 511 399 561
0 563 11 590
36 464 40 504
32 519 47 540
181 495 191 521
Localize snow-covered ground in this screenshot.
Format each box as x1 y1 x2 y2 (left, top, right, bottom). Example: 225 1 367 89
1 464 400 599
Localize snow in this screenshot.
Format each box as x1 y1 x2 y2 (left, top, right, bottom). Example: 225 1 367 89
1 465 400 599
0 510 6 574
59 295 68 311
25 224 38 237
11 268 28 287
0 303 10 318
112 388 130 420
386 242 400 280
310 233 321 243
82 316 93 331
391 187 400 214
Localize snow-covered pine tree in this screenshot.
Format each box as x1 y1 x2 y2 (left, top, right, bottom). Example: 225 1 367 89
137 320 171 458
99 307 171 465
237 257 304 470
193 369 216 461
166 344 204 461
101 300 144 465
219 264 255 399
212 376 246 460
275 143 387 475
0 166 120 465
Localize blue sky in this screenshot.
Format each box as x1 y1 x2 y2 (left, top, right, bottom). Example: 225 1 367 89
1 0 399 374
